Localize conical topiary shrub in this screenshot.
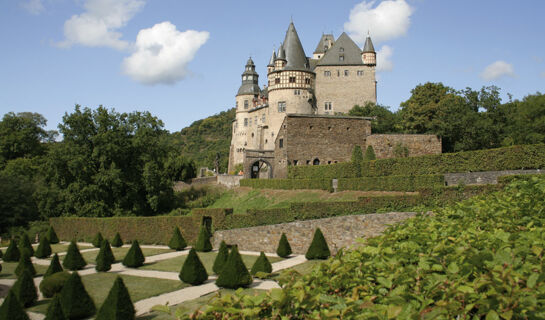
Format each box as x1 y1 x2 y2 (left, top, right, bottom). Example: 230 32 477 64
44 294 67 320
95 276 135 320
168 227 187 251
364 145 376 161
122 240 145 268
194 225 212 252
0 290 30 320
35 236 52 259
63 241 87 271
305 228 331 260
44 253 63 278
0 248 3 258
111 232 123 248
18 234 34 257
46 227 59 244
179 248 208 285
216 246 252 289
250 252 273 275
92 232 104 248
276 233 292 258
59 272 96 319
212 241 229 274
12 269 38 307
96 240 115 272
3 240 21 262
15 251 36 277
40 271 71 298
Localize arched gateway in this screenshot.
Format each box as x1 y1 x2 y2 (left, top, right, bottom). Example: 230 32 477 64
243 150 274 179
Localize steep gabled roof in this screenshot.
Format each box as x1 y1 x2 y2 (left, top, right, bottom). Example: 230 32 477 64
282 22 309 71
316 32 363 66
313 34 335 54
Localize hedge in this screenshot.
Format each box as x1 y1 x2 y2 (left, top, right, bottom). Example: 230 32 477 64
337 174 445 192
240 178 331 190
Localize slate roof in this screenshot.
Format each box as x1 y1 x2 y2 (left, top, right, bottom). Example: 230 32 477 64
282 22 310 71
313 34 335 54
268 50 276 66
316 32 363 66
363 35 375 53
237 58 261 96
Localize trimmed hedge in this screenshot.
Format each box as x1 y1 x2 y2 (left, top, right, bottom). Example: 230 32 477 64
276 233 292 258
46 226 59 244
250 252 272 275
44 295 67 320
337 174 445 192
122 240 145 268
18 234 34 257
12 269 38 307
35 236 52 259
40 271 71 298
289 162 358 179
305 228 331 260
59 272 96 319
168 227 187 251
240 178 331 190
212 241 229 274
95 276 135 320
216 246 252 289
92 232 104 248
111 232 123 247
179 248 208 285
15 251 36 277
44 254 63 278
62 241 86 271
3 241 20 262
194 225 212 252
0 290 30 320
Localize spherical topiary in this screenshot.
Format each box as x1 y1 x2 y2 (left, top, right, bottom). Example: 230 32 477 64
250 252 273 275
39 271 71 298
35 236 52 259
122 240 145 268
44 294 68 320
212 241 229 274
59 272 96 319
18 234 34 257
276 233 292 258
63 241 87 271
46 227 60 244
15 250 36 277
0 290 30 320
12 269 38 308
96 240 115 272
305 228 331 260
216 246 252 289
44 253 64 278
111 232 123 248
3 240 21 262
92 232 104 248
194 225 212 252
95 276 135 320
168 227 187 251
179 248 208 285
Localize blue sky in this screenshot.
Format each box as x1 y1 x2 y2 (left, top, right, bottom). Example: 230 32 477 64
1 0 544 133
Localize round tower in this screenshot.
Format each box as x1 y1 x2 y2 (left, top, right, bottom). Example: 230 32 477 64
267 49 276 74
362 33 376 66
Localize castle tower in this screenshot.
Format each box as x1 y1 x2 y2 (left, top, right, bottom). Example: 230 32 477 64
362 34 376 66
267 50 276 74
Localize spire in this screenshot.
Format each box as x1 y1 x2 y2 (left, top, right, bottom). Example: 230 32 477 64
282 22 309 71
237 58 260 96
276 43 286 60
268 49 277 66
246 57 255 66
363 34 375 53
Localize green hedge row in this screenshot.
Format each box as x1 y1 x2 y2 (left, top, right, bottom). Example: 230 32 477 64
240 178 331 190
289 144 545 179
337 174 445 192
497 173 545 185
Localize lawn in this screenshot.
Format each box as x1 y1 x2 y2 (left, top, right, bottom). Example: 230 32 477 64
0 262 49 279
78 247 173 264
140 252 283 275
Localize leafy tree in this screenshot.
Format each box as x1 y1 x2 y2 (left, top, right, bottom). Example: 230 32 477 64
348 102 401 133
305 228 331 260
44 253 63 278
276 233 292 258
250 252 272 275
92 232 104 248
96 240 115 272
15 251 36 277
0 173 38 234
510 93 545 145
46 227 59 244
3 240 21 262
12 269 38 307
179 248 208 285
364 145 376 161
18 233 34 257
165 155 196 182
212 241 229 274
63 241 87 270
194 225 212 252
35 236 52 258
168 227 187 251
216 246 252 289
95 276 135 320
59 272 96 319
111 232 123 247
122 240 145 268
44 295 67 320
0 290 30 320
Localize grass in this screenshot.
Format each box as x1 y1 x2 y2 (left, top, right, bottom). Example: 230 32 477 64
0 262 49 279
140 252 283 274
78 247 173 264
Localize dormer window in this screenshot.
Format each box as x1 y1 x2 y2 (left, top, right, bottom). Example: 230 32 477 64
339 47 344 52
339 55 344 62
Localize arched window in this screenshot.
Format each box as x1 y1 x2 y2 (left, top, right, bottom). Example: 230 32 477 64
313 159 320 165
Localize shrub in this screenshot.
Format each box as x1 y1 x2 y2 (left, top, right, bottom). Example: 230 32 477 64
337 174 445 192
44 295 67 320
96 240 115 272
179 248 208 285
0 248 2 259
95 276 135 320
46 226 59 244
18 233 34 257
212 241 229 274
168 227 187 251
250 252 272 275
111 232 123 247
15 251 36 277
35 236 52 259
194 225 212 252
3 240 21 262
0 290 30 320
63 241 87 271
305 228 330 260
40 271 71 298
276 233 292 258
92 232 104 248
59 272 96 319
122 240 145 268
240 178 330 190
364 145 376 161
216 246 252 289
12 269 38 307
44 253 63 278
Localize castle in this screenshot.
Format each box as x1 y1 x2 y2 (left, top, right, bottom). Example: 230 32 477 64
228 22 441 178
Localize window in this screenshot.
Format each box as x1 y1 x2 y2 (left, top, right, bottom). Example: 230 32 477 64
294 89 301 95
344 70 349 76
247 75 253 80
324 70 331 77
328 160 332 164
305 78 311 84
242 76 247 81
249 118 252 126
251 133 254 138
244 100 249 109
339 47 344 52
278 101 286 112
293 160 298 166
244 118 248 126
289 76 296 83
254 117 257 125
337 70 340 77
357 70 364 76
313 159 320 165
306 160 311 165
279 139 284 148
275 78 280 84
328 126 331 130
262 114 266 123
324 102 332 111
339 55 344 62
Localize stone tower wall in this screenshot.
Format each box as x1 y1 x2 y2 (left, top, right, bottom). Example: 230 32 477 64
366 134 442 158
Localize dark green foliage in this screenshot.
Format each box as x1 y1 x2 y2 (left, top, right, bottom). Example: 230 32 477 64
62 241 87 271
351 145 364 164
92 232 103 248
212 241 229 274
364 145 376 161
44 253 63 278
59 272 96 319
44 295 67 320
0 290 30 320
15 251 36 277
305 228 331 260
46 227 59 244
111 232 123 247
216 246 252 289
179 248 208 285
35 236 52 258
0 248 2 258
337 174 445 192
95 240 115 272
3 240 21 262
95 276 135 320
194 225 212 252
40 271 71 298
122 240 145 268
12 269 38 307
276 233 292 258
240 178 331 190
18 233 34 257
168 227 187 251
250 252 272 275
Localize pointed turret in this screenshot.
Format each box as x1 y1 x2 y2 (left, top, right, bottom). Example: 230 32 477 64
362 33 376 66
237 58 260 96
268 50 277 66
282 22 309 71
275 43 286 69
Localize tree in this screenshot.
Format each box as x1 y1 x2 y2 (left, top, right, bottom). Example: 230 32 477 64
168 227 187 251
44 295 67 320
305 228 331 260
364 145 376 161
276 233 292 258
122 240 145 268
179 248 208 285
212 241 229 274
18 233 34 257
44 253 63 278
165 155 196 182
351 145 363 164
63 241 87 270
59 272 96 319
3 240 21 262
96 240 115 272
92 232 104 248
348 102 401 134
194 225 212 252
95 276 135 320
216 246 252 289
111 232 123 247
35 236 52 259
46 227 60 244
510 93 545 145
0 290 30 320
15 251 36 277
0 173 38 234
250 252 272 275
12 269 38 307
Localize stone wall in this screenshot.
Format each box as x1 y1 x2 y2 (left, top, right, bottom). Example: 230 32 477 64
444 169 544 186
366 134 441 158
190 176 217 186
213 211 417 255
217 175 244 188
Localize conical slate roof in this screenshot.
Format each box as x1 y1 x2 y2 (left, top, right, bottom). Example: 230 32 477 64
282 22 309 71
277 44 286 60
363 35 375 53
268 50 276 66
316 32 363 66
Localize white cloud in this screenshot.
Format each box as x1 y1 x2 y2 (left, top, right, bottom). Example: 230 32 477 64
59 0 144 50
122 22 209 85
22 0 45 15
376 45 393 72
344 0 413 45
480 61 516 81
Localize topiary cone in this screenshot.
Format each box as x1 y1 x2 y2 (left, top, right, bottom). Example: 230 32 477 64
0 248 3 259
122 240 145 268
46 227 59 244
15 250 36 277
92 232 104 248
194 225 212 252
250 252 273 275
111 232 123 248
12 269 38 308
3 240 21 262
305 228 331 260
179 248 208 285
276 233 292 258
168 227 187 251
44 294 67 320
18 234 34 257
63 241 87 271
44 253 63 278
96 240 115 272
35 236 52 259
216 246 252 289
59 272 96 319
0 290 30 320
212 241 229 274
95 276 135 320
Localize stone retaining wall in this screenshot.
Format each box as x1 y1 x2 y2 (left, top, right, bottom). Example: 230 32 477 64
444 169 543 186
